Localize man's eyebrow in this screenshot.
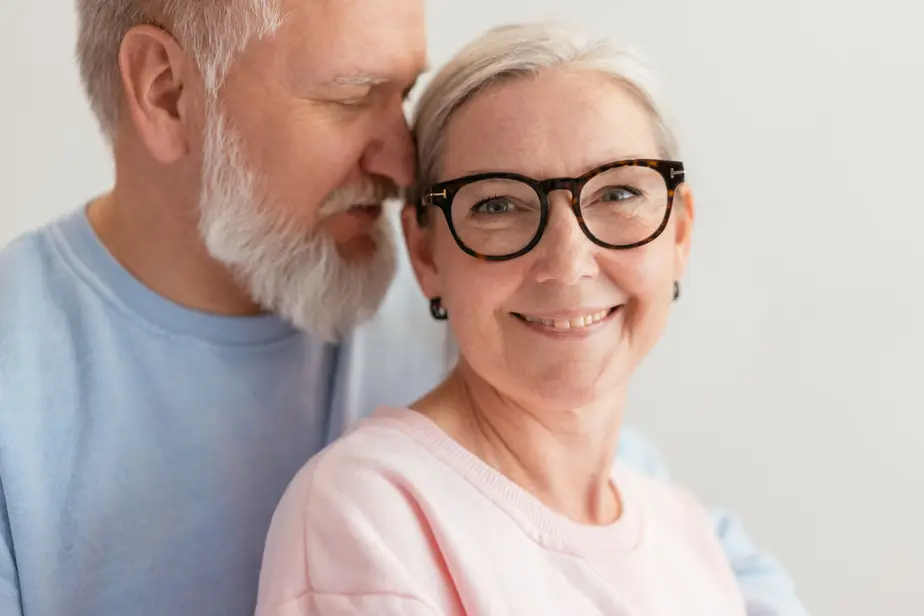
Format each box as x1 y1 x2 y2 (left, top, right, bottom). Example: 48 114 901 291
331 64 430 92
329 73 391 87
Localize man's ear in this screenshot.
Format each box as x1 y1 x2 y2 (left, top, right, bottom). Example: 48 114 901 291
118 25 200 163
672 183 696 279
401 204 442 300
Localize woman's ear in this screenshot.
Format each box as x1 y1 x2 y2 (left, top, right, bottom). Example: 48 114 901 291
401 204 442 300
672 183 695 279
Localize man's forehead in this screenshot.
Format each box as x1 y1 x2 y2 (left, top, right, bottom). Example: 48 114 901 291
280 0 427 85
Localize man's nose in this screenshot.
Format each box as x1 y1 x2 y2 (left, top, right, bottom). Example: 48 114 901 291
531 193 600 285
360 107 416 189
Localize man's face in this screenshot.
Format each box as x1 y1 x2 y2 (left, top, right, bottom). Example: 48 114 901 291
196 0 427 340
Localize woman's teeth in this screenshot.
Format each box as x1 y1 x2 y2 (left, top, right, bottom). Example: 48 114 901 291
520 309 613 331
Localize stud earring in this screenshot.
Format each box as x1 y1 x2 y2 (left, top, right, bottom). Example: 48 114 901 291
430 297 448 320
673 281 681 301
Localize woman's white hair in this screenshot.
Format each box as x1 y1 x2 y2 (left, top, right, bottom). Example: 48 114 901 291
411 21 679 206
75 0 283 142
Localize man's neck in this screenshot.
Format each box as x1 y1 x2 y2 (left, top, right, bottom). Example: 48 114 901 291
414 362 626 526
87 182 262 317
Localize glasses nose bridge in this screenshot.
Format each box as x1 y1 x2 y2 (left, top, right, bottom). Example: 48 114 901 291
539 177 581 206
535 176 593 254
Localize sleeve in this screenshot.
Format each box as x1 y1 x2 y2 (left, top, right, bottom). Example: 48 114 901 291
255 459 445 616
709 509 811 616
0 471 23 615
0 287 24 614
616 427 811 616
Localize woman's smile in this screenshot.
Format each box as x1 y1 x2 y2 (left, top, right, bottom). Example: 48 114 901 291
510 305 622 338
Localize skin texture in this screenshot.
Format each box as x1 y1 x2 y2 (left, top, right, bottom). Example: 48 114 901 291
404 68 696 525
89 0 426 317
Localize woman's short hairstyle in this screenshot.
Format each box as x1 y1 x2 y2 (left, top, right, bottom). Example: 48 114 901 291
410 22 679 213
409 22 680 370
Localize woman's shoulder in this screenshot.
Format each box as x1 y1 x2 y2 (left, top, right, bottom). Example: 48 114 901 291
258 407 458 610
288 407 436 503
617 464 712 526
616 465 735 570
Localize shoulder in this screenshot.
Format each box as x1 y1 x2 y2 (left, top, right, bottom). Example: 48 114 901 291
0 213 90 325
0 222 75 378
618 466 731 566
616 425 672 479
258 411 451 608
619 465 701 517
0 224 63 304
0 213 102 419
274 411 437 527
617 468 746 609
264 413 443 562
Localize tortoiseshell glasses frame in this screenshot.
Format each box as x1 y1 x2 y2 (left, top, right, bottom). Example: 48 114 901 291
417 158 685 262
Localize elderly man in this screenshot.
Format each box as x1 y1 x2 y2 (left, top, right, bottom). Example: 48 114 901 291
0 0 807 615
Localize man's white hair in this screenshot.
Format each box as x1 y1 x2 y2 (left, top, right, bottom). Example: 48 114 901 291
411 21 679 206
75 0 283 142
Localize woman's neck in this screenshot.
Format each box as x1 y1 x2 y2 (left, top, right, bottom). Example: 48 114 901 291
413 362 627 526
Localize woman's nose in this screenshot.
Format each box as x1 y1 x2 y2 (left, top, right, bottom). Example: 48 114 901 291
531 192 599 285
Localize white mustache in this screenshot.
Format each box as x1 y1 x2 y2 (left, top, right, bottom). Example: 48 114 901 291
319 181 398 217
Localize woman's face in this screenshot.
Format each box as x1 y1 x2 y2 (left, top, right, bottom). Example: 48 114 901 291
407 68 694 410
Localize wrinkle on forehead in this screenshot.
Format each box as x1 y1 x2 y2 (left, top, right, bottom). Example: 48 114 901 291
276 0 426 86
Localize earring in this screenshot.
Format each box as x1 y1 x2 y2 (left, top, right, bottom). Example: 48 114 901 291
430 297 448 320
673 281 681 301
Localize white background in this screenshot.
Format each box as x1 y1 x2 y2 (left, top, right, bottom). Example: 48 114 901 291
2 1 922 614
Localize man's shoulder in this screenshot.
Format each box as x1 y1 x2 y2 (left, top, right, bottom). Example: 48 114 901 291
0 216 90 402
0 223 60 290
616 425 672 479
0 222 71 336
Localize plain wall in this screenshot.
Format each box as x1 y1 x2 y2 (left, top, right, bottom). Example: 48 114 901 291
1 1 922 614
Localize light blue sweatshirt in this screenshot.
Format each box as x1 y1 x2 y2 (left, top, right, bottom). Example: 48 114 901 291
0 207 808 616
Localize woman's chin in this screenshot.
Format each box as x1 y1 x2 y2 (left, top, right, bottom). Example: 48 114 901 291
511 369 623 411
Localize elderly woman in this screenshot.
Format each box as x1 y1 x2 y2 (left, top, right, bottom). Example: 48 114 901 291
256 23 746 616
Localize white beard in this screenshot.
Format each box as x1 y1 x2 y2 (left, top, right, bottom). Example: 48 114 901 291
196 104 398 342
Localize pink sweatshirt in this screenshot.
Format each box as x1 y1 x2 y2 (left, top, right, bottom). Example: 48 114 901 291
256 407 748 616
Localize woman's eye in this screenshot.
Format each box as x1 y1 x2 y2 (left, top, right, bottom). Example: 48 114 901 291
473 198 513 214
601 187 640 201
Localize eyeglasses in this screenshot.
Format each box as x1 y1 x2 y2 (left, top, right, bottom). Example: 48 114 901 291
417 159 685 261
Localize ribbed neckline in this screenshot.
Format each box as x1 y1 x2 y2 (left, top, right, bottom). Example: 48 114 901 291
373 406 645 557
